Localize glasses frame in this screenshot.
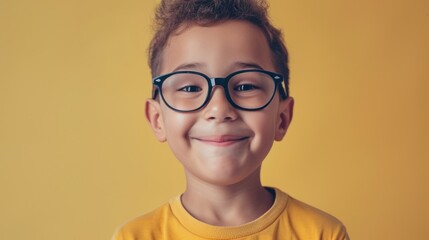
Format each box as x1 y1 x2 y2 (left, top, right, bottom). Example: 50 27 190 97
152 69 288 112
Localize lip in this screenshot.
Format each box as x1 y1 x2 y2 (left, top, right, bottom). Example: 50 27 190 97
192 135 249 146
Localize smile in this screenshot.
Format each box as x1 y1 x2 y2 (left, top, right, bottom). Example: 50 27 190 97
192 135 249 146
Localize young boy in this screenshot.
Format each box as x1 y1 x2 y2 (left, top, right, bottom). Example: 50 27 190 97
114 0 349 239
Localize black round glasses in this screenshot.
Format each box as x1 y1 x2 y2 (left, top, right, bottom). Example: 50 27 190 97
151 69 288 112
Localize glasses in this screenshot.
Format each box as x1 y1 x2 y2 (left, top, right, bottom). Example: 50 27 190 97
152 69 288 112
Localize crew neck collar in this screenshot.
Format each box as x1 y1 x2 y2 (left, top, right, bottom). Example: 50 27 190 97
169 187 289 239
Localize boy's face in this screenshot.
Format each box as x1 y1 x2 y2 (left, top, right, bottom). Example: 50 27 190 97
146 21 293 186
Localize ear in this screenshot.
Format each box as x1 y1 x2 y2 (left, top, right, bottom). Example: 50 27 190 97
275 97 294 141
145 99 166 142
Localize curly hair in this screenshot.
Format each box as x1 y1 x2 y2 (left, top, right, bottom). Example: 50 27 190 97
149 0 289 90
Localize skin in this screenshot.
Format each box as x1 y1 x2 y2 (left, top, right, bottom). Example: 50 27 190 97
146 20 294 226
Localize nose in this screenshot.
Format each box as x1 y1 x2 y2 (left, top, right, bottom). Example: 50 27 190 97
203 87 238 122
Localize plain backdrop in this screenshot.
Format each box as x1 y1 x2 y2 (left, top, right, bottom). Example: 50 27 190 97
0 0 428 239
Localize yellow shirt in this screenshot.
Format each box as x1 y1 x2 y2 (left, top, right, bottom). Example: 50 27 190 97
113 188 349 240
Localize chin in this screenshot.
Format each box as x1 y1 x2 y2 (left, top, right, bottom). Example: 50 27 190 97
197 167 259 187
203 176 247 187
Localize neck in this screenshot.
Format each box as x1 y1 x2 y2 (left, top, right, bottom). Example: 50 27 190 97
181 170 275 226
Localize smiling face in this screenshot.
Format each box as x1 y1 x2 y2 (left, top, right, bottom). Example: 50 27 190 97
146 20 293 186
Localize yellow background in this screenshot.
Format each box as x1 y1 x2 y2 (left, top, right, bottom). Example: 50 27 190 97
0 0 428 239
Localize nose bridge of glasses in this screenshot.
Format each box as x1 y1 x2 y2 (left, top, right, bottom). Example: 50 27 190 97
209 77 231 99
210 77 228 88
205 78 236 114
208 77 228 94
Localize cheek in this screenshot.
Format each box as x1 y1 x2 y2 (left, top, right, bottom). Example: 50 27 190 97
252 108 278 135
162 113 191 163
164 113 192 137
245 111 277 151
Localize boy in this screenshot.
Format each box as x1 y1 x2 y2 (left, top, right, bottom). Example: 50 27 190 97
114 0 349 239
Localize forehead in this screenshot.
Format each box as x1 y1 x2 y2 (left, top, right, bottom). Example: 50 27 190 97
160 20 275 75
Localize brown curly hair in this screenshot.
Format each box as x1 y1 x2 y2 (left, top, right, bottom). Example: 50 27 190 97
149 0 290 90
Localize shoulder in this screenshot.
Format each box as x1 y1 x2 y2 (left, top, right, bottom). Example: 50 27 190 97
279 190 349 239
112 202 172 240
286 196 343 226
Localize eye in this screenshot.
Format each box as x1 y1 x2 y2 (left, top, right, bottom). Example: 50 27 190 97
233 84 259 92
178 85 202 92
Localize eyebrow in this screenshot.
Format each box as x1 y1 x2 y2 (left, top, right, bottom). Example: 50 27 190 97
172 61 265 73
232 61 264 70
172 63 205 72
